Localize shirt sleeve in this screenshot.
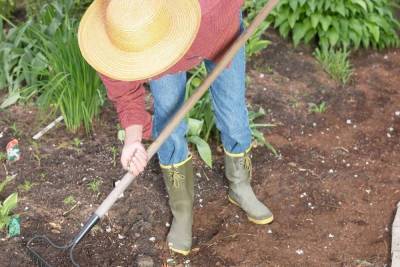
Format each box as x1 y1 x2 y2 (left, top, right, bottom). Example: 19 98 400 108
98 73 152 140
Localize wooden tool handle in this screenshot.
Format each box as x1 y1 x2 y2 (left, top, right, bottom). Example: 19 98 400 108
95 0 280 218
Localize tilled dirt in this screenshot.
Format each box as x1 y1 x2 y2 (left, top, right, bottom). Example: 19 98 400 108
0 31 399 266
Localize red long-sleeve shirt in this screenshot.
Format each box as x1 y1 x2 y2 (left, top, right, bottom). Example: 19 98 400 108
99 0 244 139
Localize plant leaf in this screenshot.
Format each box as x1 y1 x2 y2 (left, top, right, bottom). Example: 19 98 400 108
188 136 212 168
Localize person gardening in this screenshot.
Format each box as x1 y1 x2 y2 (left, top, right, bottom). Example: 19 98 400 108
78 0 273 256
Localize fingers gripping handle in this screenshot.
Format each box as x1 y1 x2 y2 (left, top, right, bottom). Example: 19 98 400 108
94 0 280 219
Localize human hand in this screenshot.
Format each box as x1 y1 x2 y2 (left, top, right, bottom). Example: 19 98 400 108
121 141 148 176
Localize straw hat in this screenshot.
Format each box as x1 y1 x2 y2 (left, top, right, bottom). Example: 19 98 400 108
78 0 201 81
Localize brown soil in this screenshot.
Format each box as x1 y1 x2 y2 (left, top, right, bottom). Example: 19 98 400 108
0 31 399 266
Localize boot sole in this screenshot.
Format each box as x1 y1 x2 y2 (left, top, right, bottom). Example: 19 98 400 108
228 196 274 225
168 245 191 256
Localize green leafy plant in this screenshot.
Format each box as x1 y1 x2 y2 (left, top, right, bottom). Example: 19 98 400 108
0 152 6 161
29 11 105 133
248 106 277 155
0 17 46 108
63 195 76 206
25 0 92 19
270 0 400 50
185 63 216 143
18 180 33 192
30 140 42 165
72 138 81 148
185 62 277 166
309 101 328 113
117 125 125 144
187 118 213 168
0 0 16 18
10 122 21 137
110 146 118 167
88 177 102 193
244 0 272 57
0 175 18 231
314 48 352 84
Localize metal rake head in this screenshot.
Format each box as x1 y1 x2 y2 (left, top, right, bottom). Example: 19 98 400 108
26 214 99 267
27 235 80 267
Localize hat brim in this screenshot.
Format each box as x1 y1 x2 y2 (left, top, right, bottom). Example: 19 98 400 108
78 0 201 81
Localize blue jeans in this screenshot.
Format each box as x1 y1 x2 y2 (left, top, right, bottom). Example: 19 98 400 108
149 44 252 166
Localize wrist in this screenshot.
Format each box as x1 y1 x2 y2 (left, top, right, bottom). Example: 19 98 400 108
124 124 143 145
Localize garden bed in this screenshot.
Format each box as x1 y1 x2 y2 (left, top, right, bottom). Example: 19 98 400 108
0 31 399 266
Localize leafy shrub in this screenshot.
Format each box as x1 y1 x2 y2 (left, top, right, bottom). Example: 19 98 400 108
24 0 92 19
0 17 44 108
270 0 400 49
243 0 272 57
1 0 105 132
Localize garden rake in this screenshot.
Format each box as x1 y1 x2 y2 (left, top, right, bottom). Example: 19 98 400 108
26 0 280 266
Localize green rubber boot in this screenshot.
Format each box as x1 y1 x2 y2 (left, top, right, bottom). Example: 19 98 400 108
161 156 194 256
225 148 274 224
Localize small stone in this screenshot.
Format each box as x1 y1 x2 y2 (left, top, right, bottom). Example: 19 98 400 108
135 233 140 238
312 122 317 127
24 207 29 211
395 111 400 117
384 55 388 60
149 237 156 242
300 192 307 198
365 189 371 194
165 222 170 227
296 249 304 255
389 127 394 132
328 233 334 238
329 169 334 174
259 73 265 78
263 87 267 91
267 229 272 234
106 226 112 233
354 174 358 178
136 255 154 267
346 119 352 125
118 234 125 240
387 133 392 138
196 172 201 178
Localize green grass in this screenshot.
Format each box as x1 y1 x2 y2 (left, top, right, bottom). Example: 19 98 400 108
309 101 327 114
88 177 102 193
18 180 33 192
314 48 353 85
63 195 76 206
